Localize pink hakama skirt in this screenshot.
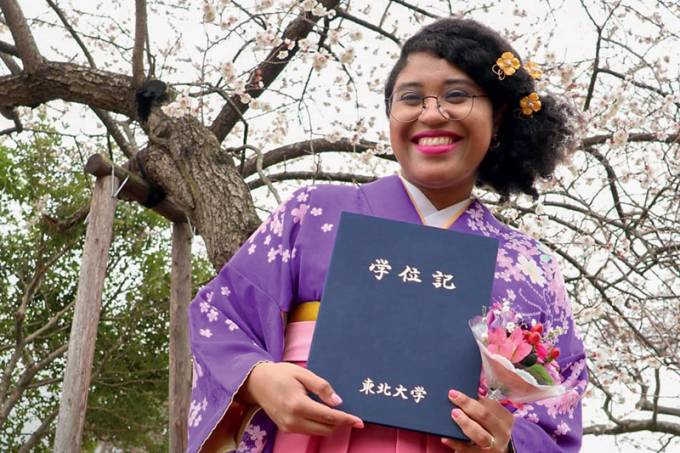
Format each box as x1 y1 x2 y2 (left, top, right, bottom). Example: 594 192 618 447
273 321 451 453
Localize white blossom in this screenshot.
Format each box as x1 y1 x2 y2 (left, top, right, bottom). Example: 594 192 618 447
312 51 329 71
202 2 216 23
340 48 355 65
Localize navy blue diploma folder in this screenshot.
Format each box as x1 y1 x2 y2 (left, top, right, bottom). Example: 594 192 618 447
306 212 499 440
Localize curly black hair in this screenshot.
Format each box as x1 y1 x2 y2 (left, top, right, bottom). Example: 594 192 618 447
384 18 576 199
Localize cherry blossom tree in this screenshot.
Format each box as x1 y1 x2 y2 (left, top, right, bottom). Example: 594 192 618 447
0 0 678 450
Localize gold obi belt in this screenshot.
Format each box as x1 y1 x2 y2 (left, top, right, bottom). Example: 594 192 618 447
287 301 320 323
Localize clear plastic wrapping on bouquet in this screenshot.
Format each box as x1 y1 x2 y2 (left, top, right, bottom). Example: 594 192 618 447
469 316 570 404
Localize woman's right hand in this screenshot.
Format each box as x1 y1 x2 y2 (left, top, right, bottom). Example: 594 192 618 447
242 362 365 436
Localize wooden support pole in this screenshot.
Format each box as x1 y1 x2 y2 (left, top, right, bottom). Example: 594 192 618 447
169 222 192 452
54 175 117 452
84 153 186 224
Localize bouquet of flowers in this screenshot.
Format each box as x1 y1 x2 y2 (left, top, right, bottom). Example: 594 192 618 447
469 302 569 404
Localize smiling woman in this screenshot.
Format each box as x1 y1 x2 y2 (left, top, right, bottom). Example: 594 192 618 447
388 53 497 209
188 17 586 453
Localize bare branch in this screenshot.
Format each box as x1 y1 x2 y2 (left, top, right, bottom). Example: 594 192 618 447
0 62 137 119
0 0 43 72
247 170 375 190
389 0 441 19
41 1 136 156
18 406 58 453
210 0 342 142
0 106 22 135
585 419 680 436
0 39 18 57
227 144 281 202
638 399 680 418
581 132 680 147
92 108 137 158
599 67 674 99
241 137 392 177
133 0 147 87
45 0 96 68
583 147 627 224
334 8 401 45
0 51 21 73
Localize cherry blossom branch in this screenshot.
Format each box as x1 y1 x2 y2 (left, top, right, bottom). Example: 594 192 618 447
210 0 341 142
546 241 670 363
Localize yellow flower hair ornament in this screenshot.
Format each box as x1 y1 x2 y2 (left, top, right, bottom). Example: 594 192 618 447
519 92 542 117
524 60 542 80
492 51 520 80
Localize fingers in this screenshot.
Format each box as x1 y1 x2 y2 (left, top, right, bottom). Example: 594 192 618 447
272 391 364 434
478 397 514 427
292 366 364 429
445 389 514 452
448 389 507 435
450 407 495 450
440 437 475 452
296 395 364 429
277 414 336 436
295 366 343 407
257 363 364 436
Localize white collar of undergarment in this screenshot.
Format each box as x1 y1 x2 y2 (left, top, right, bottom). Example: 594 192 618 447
399 174 471 229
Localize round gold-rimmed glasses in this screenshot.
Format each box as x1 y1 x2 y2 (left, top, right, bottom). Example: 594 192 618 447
389 90 489 123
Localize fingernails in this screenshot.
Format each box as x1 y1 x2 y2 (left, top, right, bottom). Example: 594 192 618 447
352 420 364 429
451 408 463 419
448 389 460 400
330 393 343 405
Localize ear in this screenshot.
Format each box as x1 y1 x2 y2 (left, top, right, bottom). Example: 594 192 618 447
492 104 508 135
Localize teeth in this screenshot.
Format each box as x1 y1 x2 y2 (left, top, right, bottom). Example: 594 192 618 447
418 136 453 146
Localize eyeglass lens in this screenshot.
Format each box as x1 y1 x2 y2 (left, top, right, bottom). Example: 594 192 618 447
390 94 475 122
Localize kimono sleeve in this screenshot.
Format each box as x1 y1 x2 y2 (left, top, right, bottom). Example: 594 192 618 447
510 256 588 453
187 189 307 453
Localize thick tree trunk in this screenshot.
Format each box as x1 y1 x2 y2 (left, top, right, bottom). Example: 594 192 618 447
132 109 260 270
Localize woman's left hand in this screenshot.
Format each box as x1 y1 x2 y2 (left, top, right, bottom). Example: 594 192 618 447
440 389 514 453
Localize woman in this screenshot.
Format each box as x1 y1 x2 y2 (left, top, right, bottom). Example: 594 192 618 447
188 18 587 453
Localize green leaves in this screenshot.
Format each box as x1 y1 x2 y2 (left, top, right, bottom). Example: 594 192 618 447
524 364 555 386
0 120 210 451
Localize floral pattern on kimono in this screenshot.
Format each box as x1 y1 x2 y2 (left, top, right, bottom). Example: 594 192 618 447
188 176 587 453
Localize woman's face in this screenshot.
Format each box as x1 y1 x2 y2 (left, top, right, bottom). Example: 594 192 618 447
389 52 497 208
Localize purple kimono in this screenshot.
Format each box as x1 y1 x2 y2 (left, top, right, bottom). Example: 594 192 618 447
188 175 588 453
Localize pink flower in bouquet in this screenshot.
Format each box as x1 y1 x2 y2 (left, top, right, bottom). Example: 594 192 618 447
487 327 532 363
535 343 548 361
